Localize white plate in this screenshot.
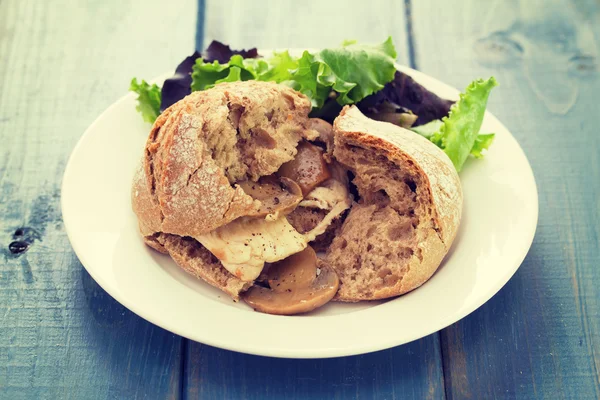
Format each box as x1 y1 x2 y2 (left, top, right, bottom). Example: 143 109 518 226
61 53 538 358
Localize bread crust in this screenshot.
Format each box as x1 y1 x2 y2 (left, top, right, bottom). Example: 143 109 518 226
132 81 315 298
329 106 462 301
133 80 314 240
132 83 462 303
334 106 462 244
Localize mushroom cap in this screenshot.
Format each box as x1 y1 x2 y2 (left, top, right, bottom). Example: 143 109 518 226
238 176 303 218
242 247 340 315
277 141 331 196
267 246 318 292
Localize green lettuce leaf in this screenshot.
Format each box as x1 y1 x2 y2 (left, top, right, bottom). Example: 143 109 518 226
191 60 231 91
191 55 268 91
432 77 498 171
411 120 496 160
129 78 162 124
230 56 269 79
317 36 397 105
189 38 398 108
283 51 332 107
216 66 243 84
286 37 397 107
471 133 495 159
411 120 443 139
257 51 297 82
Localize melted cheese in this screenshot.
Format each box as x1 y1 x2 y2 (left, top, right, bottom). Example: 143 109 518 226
197 216 307 281
198 177 352 282
303 199 351 242
299 179 350 210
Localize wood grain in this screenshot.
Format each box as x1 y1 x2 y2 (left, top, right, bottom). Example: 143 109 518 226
185 339 444 400
0 0 197 398
3 0 600 398
202 0 411 66
410 0 600 398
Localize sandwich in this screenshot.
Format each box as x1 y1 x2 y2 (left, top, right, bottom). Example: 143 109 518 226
132 80 462 315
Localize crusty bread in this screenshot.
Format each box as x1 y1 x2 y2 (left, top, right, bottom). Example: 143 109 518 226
132 81 319 298
132 82 461 304
132 80 316 241
134 162 252 299
326 106 462 301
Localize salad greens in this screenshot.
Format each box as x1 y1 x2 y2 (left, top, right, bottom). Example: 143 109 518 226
413 120 496 168
411 78 498 170
411 119 443 138
189 37 397 108
191 55 268 91
431 77 498 171
292 37 397 107
357 71 454 126
160 52 201 112
202 40 258 63
471 134 496 159
130 39 497 172
160 43 260 111
129 79 161 124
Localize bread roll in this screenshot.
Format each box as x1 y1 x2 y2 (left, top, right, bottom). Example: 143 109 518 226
132 82 461 305
326 106 462 301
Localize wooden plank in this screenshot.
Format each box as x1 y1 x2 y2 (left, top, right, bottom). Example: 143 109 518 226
0 0 197 398
183 2 445 399
410 0 600 398
185 340 444 400
201 0 411 66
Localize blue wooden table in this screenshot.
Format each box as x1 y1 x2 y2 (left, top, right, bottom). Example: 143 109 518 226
1 0 599 398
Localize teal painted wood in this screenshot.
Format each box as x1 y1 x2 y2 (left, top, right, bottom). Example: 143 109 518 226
184 339 444 400
3 0 599 399
0 0 197 398
201 0 410 66
410 0 600 398
182 2 445 400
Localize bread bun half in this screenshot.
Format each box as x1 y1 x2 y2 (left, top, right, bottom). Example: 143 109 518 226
132 81 318 298
326 106 462 301
132 80 316 240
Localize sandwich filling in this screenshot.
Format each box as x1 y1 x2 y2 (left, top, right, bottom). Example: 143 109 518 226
197 138 352 282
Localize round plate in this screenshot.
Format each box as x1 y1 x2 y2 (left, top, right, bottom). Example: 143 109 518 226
61 54 538 358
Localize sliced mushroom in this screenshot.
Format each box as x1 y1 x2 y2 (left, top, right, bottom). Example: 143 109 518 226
239 176 302 217
277 141 331 196
241 247 340 315
267 246 318 292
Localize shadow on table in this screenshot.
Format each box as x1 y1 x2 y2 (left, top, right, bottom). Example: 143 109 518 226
77 264 181 398
184 336 445 399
